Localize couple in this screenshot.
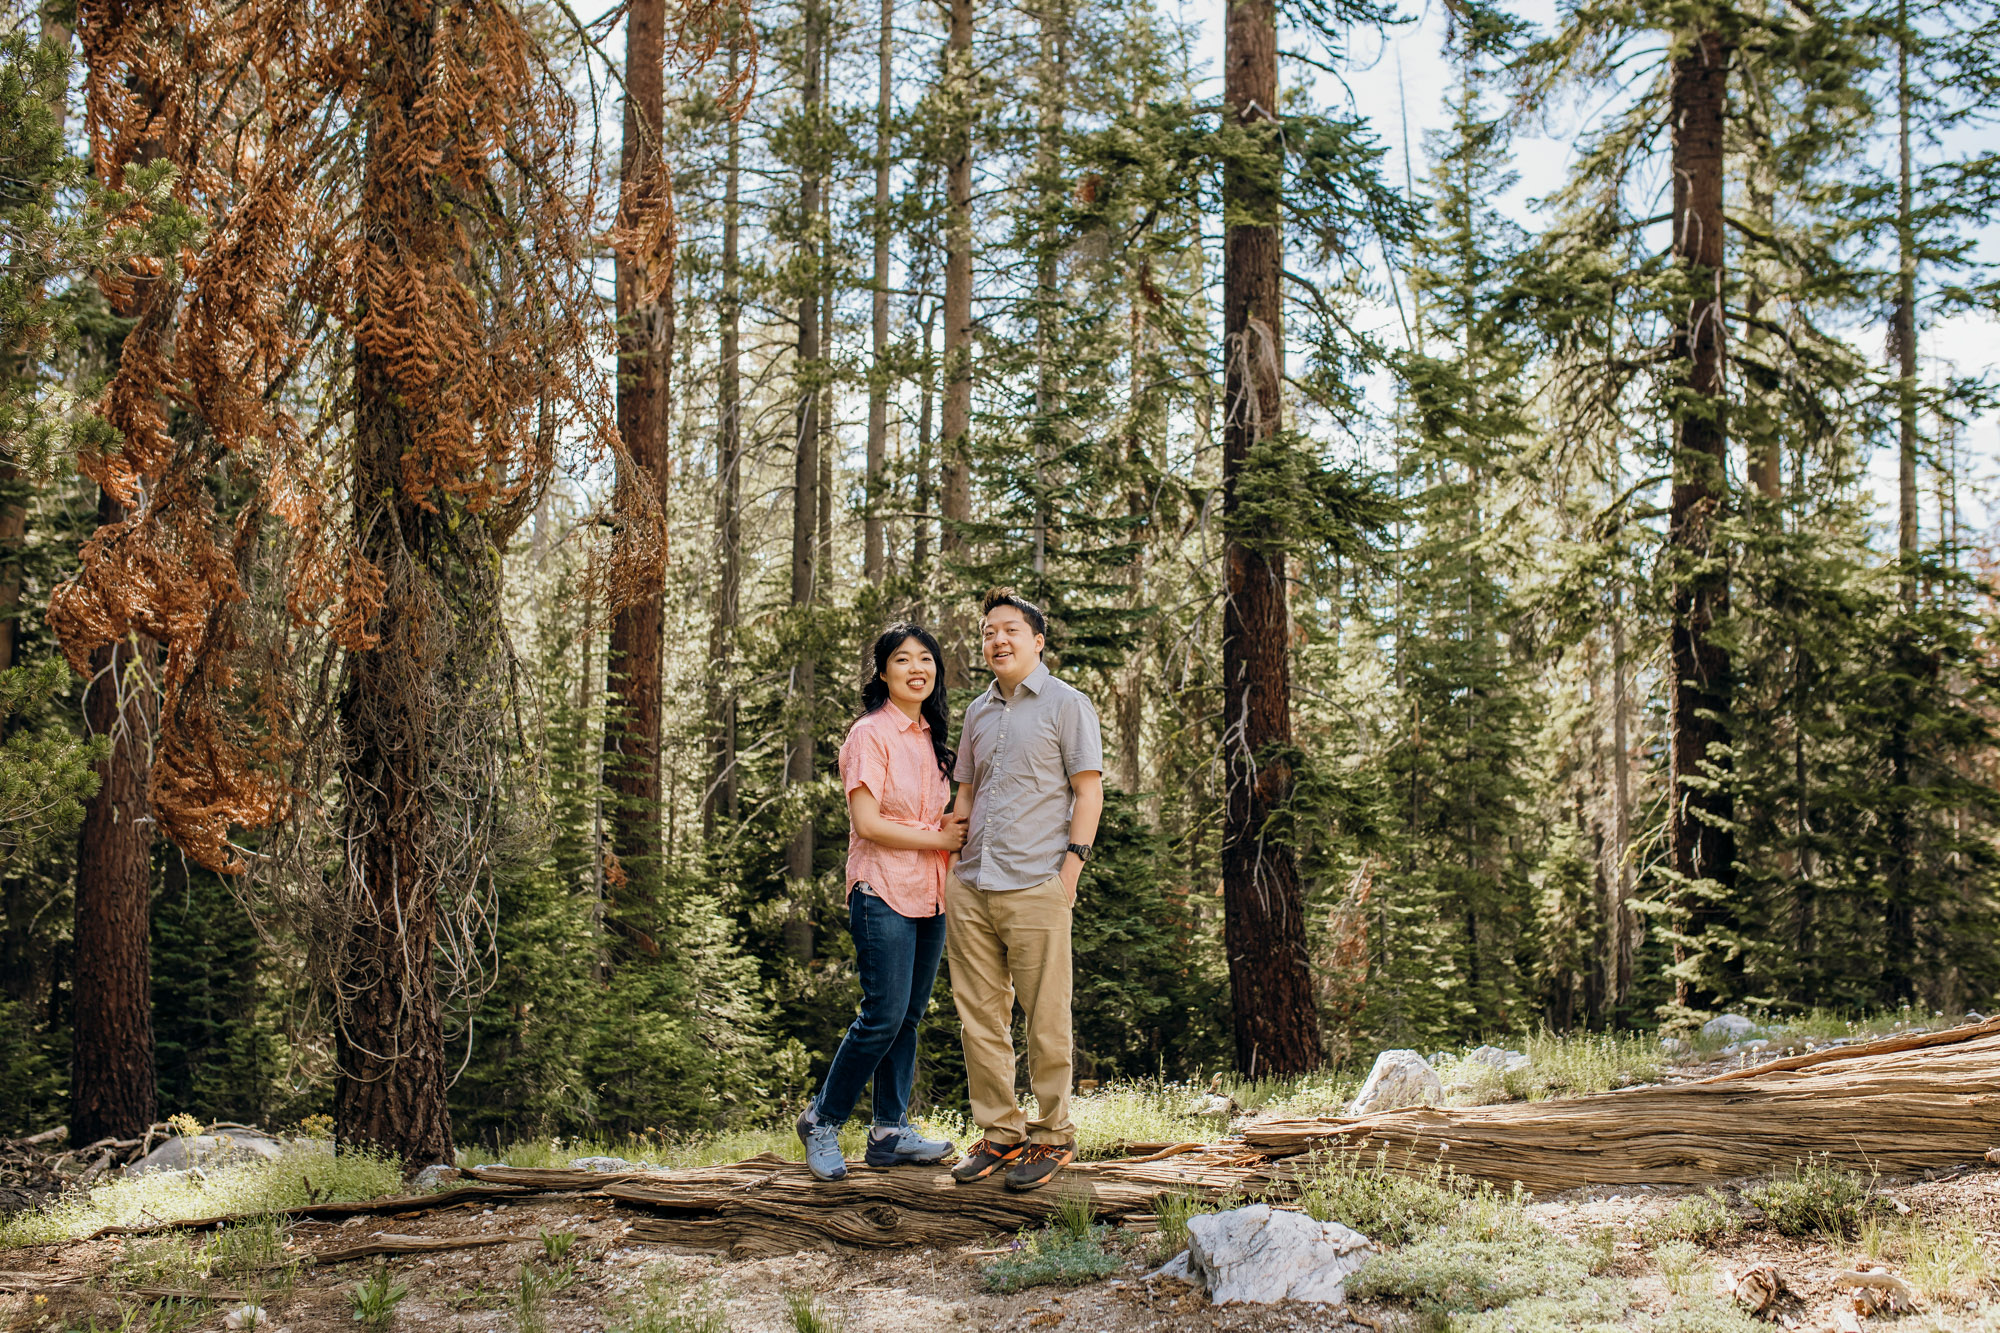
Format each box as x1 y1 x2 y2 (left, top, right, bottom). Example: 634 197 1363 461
794 589 1102 1193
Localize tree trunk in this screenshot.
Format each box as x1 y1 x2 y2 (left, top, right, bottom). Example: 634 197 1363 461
865 0 892 586
706 37 744 837
785 0 824 964
1894 0 1917 609
334 0 469 1168
939 0 974 687
1666 29 1736 1010
71 485 157 1144
1220 0 1321 1075
605 0 671 919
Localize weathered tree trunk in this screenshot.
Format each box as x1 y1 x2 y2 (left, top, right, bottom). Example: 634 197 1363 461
1893 0 1918 610
604 0 671 918
705 37 744 837
938 0 974 687
1220 0 1322 1075
784 0 824 963
71 486 157 1145
864 0 892 586
334 0 464 1168
1666 29 1736 1009
70 21 157 1140
913 299 936 606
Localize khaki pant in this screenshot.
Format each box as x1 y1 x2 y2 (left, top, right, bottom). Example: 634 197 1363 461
945 871 1074 1145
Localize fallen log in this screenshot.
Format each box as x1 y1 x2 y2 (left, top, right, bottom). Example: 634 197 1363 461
75 1184 533 1242
306 1233 542 1266
588 1151 1285 1257
1697 1014 2000 1084
1244 1030 2000 1194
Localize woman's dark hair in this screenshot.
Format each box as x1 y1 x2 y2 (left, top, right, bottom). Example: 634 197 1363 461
859 622 956 777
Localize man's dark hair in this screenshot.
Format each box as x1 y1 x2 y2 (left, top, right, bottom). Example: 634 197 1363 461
981 587 1046 638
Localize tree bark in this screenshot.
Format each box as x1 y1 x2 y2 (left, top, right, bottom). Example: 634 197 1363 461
785 0 824 964
334 0 472 1168
865 0 893 586
71 484 157 1144
1666 29 1736 1010
605 0 672 918
706 37 744 837
938 0 974 687
1220 0 1321 1075
1894 0 1918 609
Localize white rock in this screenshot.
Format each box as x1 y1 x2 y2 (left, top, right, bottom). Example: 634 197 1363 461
1183 1205 1372 1305
124 1131 286 1178
411 1163 455 1190
568 1156 649 1174
1661 1036 1690 1055
222 1305 268 1331
1702 1014 1759 1040
1346 1049 1443 1116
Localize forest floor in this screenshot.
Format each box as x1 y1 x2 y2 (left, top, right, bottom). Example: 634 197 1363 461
4 1163 2000 1333
6 1015 1997 1333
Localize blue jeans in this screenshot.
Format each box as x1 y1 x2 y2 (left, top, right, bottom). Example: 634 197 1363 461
811 891 946 1129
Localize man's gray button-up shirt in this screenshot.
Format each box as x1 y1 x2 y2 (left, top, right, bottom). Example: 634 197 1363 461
952 662 1103 893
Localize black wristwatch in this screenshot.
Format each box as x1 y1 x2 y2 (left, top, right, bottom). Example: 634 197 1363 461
1066 842 1093 863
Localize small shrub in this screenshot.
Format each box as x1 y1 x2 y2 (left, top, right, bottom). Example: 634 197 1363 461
1744 1155 1876 1238
1653 1238 1704 1296
511 1260 574 1333
607 1269 724 1333
1581 1225 1617 1275
1294 1149 1468 1247
146 1297 207 1333
1149 1191 1219 1263
538 1230 577 1266
207 1218 294 1289
784 1290 843 1333
1350 1234 1590 1313
114 1233 206 1289
981 1228 1123 1293
1643 1189 1745 1247
1893 1216 1993 1305
349 1266 408 1329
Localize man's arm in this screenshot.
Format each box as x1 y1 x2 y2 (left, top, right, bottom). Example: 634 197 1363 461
1060 771 1102 903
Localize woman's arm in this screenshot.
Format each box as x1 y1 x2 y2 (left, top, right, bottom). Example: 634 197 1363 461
849 786 967 852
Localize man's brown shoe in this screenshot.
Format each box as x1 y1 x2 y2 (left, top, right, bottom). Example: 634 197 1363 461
949 1138 1025 1183
1002 1141 1076 1191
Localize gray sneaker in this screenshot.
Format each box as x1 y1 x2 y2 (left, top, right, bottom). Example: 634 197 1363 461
796 1108 847 1181
864 1124 952 1168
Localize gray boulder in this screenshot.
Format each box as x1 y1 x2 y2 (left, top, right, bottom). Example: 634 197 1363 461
1346 1049 1443 1117
1156 1205 1370 1305
1466 1044 1531 1074
1701 1014 1759 1041
124 1130 286 1178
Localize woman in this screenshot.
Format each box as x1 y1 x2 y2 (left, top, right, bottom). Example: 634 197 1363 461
795 623 967 1181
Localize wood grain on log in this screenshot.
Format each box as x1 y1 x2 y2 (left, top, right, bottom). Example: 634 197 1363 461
595 1152 1284 1257
1243 1032 2000 1194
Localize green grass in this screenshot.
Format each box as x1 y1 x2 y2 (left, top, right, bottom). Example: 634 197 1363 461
1862 1214 1993 1307
605 1268 726 1333
2 1142 404 1249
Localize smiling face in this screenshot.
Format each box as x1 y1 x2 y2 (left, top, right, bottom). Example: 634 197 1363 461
981 604 1044 687
880 636 937 712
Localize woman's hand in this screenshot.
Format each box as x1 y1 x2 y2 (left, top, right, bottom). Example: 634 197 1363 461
937 808 968 852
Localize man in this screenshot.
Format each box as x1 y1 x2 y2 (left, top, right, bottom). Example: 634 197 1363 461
946 589 1103 1192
